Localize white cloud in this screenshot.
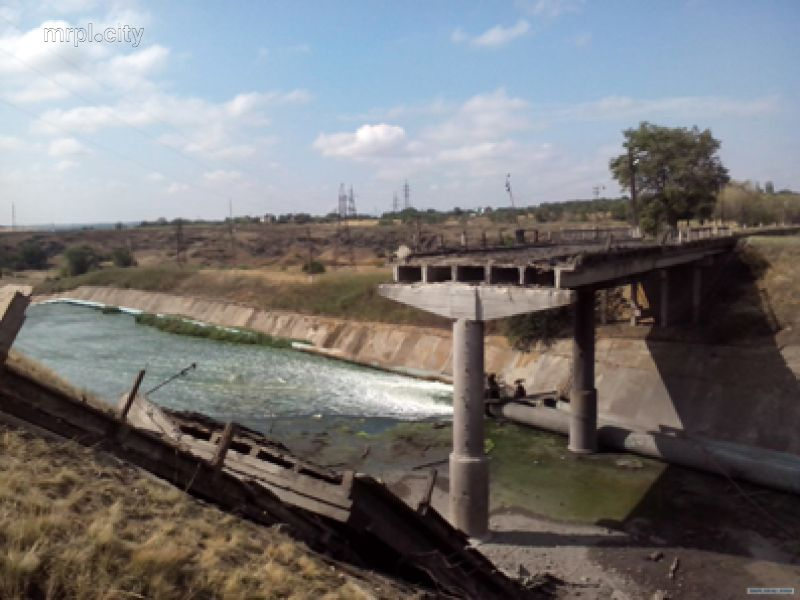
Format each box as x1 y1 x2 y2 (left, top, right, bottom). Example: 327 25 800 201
313 123 407 158
48 136 85 157
166 182 188 194
316 89 539 193
425 88 529 143
451 19 531 48
203 169 241 183
317 89 787 210
54 159 77 171
146 171 164 182
107 44 169 77
0 135 23 151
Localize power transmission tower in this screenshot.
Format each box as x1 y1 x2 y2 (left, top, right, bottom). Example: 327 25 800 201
392 192 399 213
333 183 355 266
505 173 515 209
347 185 357 218
11 202 15 231
403 180 410 209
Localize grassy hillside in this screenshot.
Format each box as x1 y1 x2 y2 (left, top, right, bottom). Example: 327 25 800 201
32 235 800 343
35 266 449 328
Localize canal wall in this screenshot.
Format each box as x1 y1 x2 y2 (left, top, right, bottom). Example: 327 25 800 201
34 286 800 456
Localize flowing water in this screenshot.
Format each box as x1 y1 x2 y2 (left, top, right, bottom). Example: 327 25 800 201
16 303 454 431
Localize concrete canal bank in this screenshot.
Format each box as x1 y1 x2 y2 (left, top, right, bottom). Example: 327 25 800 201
36 286 800 459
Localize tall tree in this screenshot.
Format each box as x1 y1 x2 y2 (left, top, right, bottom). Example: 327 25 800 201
610 122 729 234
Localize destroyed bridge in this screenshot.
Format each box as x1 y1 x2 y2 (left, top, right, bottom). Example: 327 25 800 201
378 224 800 539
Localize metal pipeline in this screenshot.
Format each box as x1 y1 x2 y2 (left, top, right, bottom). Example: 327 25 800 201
489 400 800 496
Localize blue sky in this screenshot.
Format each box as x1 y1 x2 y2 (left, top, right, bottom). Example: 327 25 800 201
0 0 797 224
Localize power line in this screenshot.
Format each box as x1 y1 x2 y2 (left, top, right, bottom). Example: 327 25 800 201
0 95 230 204
0 14 221 172
0 16 268 214
0 18 283 220
0 43 214 174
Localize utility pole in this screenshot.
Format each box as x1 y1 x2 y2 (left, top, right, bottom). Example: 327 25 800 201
175 218 186 265
11 202 15 231
306 226 314 270
227 199 235 260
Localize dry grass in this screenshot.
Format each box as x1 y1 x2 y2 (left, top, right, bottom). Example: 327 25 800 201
746 235 800 327
0 425 399 599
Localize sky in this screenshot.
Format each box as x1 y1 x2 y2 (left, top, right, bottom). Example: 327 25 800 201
0 0 798 224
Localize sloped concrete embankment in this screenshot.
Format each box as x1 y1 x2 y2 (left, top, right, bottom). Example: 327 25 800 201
35 286 800 458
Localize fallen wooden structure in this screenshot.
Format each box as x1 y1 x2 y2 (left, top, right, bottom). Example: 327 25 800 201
0 363 533 599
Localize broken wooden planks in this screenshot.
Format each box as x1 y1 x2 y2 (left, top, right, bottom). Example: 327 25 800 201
0 363 533 599
0 285 31 362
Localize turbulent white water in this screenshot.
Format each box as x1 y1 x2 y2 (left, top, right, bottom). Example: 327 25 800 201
16 303 453 422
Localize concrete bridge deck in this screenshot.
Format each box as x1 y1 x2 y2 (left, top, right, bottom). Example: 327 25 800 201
394 225 799 289
378 224 800 538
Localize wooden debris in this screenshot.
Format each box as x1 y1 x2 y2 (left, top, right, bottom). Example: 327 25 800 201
0 364 532 599
0 286 31 362
119 369 146 420
211 422 237 471
668 557 680 579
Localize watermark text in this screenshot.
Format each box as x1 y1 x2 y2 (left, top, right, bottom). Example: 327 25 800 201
43 23 144 48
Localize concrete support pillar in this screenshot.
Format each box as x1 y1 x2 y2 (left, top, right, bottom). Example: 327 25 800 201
629 281 640 326
659 269 670 327
569 287 597 454
449 318 489 539
691 266 702 325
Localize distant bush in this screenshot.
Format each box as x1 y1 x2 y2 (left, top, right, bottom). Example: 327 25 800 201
62 245 100 276
302 260 326 274
715 182 800 225
110 247 136 268
14 240 48 270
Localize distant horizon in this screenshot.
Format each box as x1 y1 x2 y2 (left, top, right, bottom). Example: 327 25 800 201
1 1 798 224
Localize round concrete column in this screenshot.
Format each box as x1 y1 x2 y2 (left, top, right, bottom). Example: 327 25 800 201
569 286 598 454
449 318 489 539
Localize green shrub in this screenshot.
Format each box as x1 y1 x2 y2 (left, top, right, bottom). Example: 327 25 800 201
501 307 573 350
15 240 49 270
134 313 293 348
110 247 136 268
302 260 326 274
63 245 100 276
